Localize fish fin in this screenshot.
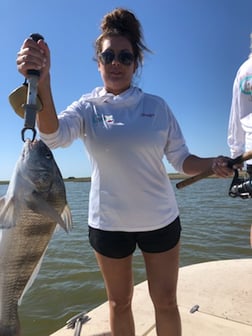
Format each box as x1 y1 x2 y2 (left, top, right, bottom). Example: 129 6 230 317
61 204 73 232
26 195 71 233
0 195 19 228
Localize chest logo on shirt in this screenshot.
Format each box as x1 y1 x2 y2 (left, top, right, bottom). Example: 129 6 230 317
240 75 252 95
93 113 124 127
104 115 114 123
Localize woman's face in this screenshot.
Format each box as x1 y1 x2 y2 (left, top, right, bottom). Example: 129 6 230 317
98 35 137 95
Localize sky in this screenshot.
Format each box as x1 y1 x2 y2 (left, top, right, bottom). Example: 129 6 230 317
1 0 252 180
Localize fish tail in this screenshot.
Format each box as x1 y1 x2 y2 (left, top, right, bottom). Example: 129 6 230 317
0 323 20 336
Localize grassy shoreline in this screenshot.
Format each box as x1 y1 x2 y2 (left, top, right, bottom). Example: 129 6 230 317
0 173 223 185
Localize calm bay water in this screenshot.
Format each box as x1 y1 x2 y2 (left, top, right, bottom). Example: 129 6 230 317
0 178 251 335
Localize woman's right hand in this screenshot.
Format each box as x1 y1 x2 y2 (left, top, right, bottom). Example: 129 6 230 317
16 37 50 84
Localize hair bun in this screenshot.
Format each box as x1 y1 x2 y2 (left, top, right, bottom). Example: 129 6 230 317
101 8 140 42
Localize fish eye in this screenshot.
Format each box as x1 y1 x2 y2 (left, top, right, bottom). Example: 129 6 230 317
45 152 52 159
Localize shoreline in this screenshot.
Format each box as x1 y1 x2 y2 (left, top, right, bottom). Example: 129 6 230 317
0 173 224 185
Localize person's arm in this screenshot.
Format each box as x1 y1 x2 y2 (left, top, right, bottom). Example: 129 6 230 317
36 74 59 134
183 154 233 178
17 37 58 134
227 75 245 159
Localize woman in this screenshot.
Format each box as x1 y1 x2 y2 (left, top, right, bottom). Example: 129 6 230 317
17 8 232 336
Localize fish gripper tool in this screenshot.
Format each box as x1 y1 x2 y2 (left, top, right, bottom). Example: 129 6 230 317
21 33 44 142
66 311 90 336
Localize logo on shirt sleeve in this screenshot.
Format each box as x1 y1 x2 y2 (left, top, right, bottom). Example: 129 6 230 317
240 75 252 95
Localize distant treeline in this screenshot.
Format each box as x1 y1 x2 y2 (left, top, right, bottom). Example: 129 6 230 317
0 173 232 185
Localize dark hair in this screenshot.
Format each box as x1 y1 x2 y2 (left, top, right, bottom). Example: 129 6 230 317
95 8 151 67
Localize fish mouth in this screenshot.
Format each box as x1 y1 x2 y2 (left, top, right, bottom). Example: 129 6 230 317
23 139 40 154
24 138 48 148
25 138 40 148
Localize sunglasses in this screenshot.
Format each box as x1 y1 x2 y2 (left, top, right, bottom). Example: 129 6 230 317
98 50 135 66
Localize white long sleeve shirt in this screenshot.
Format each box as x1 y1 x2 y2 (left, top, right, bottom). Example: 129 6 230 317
228 56 252 164
40 87 190 232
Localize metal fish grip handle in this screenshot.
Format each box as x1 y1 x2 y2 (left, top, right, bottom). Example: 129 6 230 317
21 33 44 142
66 311 90 336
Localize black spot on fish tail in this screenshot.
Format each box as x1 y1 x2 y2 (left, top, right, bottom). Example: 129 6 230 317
0 320 20 336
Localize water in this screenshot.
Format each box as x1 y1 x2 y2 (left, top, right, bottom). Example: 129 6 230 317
0 178 251 335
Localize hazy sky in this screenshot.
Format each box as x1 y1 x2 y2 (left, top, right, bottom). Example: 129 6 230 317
1 0 252 179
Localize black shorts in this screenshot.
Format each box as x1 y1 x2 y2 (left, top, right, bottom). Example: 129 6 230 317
88 216 181 258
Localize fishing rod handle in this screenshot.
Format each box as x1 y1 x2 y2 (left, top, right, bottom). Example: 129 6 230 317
176 168 213 189
176 150 252 189
27 33 44 77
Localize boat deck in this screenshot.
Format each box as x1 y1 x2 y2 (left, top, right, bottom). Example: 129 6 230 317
50 258 252 336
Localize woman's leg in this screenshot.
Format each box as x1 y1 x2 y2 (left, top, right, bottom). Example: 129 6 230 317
95 252 135 336
142 242 181 336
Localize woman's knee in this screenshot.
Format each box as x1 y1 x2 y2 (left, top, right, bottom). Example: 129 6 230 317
150 289 178 311
109 296 133 314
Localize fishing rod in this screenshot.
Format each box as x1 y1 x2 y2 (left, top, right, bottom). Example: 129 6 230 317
176 150 252 189
21 33 44 142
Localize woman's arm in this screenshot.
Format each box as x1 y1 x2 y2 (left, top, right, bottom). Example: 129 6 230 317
183 154 233 178
36 74 59 134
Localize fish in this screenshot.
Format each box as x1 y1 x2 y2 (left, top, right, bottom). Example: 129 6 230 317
0 139 72 336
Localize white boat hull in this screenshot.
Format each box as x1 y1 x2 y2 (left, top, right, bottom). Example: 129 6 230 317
50 259 252 336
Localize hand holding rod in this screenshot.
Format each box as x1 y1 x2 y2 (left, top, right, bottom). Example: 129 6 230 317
176 150 252 189
21 33 44 142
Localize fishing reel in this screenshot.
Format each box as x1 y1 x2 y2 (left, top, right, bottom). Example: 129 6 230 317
229 168 252 199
